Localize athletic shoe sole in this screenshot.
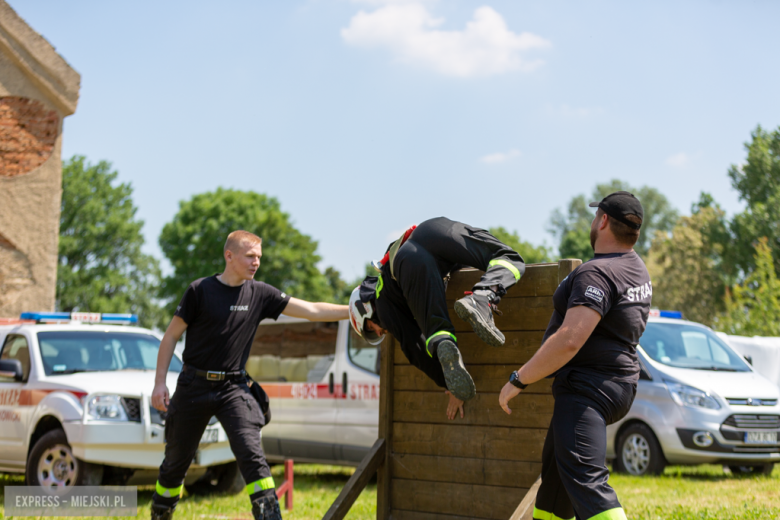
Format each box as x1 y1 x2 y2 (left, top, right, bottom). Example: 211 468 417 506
454 297 506 347
437 340 476 401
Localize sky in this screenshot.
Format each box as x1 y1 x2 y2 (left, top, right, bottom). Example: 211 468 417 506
11 0 780 281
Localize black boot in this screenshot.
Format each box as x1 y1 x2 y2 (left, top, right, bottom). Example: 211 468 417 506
436 339 476 401
251 495 282 520
454 290 505 347
150 504 175 520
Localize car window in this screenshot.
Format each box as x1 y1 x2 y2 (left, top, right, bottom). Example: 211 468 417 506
348 327 379 375
246 321 338 382
0 334 31 382
37 331 182 375
639 322 750 371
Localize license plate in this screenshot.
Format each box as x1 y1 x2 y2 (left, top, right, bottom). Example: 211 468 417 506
200 428 219 444
745 431 777 444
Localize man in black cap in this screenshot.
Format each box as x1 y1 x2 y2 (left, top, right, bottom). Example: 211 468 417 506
499 191 652 520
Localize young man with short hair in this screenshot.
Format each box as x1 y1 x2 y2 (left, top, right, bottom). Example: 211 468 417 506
150 230 348 520
499 191 651 520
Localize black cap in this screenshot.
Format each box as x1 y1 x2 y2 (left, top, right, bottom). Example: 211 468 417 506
589 191 643 230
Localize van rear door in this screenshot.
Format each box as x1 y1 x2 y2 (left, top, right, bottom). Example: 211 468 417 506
333 322 380 464
248 319 340 463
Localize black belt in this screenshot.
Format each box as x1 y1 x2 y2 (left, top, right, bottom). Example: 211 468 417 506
184 365 246 381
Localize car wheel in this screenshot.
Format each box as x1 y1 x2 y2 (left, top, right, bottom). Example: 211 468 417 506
728 463 774 476
614 423 666 476
26 429 103 490
185 461 245 495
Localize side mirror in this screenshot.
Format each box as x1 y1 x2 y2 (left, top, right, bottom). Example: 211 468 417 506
0 359 23 381
744 355 753 366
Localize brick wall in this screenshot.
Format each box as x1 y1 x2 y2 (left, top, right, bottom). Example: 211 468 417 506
0 96 59 177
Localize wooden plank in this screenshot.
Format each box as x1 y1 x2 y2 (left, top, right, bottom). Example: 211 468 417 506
446 265 559 299
391 454 541 488
322 439 385 520
510 476 542 520
393 391 553 429
394 364 553 394
448 297 553 333
558 258 582 283
250 320 340 358
392 423 547 462
376 337 395 520
392 479 528 520
392 510 494 520
393 331 546 366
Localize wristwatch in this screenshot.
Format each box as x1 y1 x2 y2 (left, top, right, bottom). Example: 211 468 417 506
509 370 528 390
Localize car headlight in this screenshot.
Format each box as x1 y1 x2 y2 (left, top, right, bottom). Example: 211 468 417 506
86 395 129 421
664 381 721 410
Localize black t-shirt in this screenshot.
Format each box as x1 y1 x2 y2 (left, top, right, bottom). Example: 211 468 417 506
544 251 652 381
174 275 291 372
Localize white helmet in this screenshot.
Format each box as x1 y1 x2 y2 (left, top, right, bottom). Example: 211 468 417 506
349 285 385 345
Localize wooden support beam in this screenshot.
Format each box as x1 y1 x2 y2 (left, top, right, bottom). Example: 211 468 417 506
558 259 582 283
321 438 385 520
377 337 396 520
509 476 542 520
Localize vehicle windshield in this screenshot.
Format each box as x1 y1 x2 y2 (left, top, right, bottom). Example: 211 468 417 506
639 322 750 372
37 331 183 376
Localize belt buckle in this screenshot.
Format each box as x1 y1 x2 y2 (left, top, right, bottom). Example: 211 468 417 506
206 371 223 381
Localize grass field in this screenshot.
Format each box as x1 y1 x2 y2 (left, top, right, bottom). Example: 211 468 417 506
1 463 778 519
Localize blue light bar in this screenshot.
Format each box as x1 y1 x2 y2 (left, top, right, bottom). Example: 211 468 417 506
101 313 139 324
649 309 683 319
20 312 71 322
20 312 138 324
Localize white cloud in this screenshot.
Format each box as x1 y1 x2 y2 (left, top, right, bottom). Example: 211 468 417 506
351 0 434 4
341 4 551 78
666 152 690 168
481 149 521 164
558 104 603 117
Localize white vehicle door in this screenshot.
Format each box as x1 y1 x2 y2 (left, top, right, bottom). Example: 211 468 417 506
0 333 34 465
334 322 380 463
247 319 340 462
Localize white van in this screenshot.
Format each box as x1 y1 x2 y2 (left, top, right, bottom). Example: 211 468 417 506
606 314 780 476
246 316 380 465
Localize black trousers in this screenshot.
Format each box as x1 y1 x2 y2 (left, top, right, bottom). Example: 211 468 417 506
152 368 275 508
534 369 636 520
394 217 526 354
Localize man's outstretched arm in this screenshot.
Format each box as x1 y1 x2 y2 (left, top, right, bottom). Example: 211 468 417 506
499 305 601 414
282 297 349 321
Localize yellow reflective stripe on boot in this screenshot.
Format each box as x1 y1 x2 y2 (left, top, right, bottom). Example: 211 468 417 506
425 331 457 358
532 506 575 520
586 508 627 520
245 476 275 495
376 274 384 299
488 259 522 281
155 481 183 498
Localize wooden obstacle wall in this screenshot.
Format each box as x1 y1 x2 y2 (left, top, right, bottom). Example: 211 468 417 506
375 260 581 520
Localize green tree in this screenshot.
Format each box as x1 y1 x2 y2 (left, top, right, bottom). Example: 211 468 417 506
721 237 780 336
324 266 353 305
726 125 780 277
549 180 678 260
488 227 553 264
646 194 730 327
159 189 338 311
57 156 164 329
